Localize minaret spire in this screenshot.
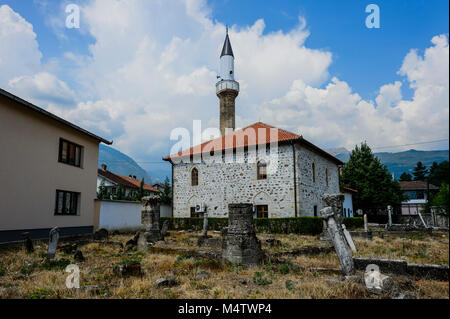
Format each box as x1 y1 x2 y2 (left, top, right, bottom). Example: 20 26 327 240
216 28 239 136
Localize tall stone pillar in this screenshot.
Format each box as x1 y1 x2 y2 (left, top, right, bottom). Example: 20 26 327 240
222 204 264 266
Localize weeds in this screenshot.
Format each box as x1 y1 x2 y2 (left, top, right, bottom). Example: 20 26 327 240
41 258 71 271
253 272 272 285
27 288 54 299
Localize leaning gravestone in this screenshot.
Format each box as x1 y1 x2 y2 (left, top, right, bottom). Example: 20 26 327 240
222 204 264 266
47 227 60 260
142 195 162 243
342 224 357 253
320 194 355 276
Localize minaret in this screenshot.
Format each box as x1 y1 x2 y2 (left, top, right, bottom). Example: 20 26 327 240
216 27 239 136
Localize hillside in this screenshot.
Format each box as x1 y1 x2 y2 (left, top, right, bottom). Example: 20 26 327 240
333 149 449 178
98 144 153 183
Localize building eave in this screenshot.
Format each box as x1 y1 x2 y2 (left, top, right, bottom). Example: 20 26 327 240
0 87 113 145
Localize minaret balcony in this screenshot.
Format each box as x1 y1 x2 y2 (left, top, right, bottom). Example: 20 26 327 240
216 80 239 95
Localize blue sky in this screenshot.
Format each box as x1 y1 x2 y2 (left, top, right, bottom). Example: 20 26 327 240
0 0 448 180
4 0 448 100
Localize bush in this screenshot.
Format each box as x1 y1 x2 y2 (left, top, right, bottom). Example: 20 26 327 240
343 217 364 229
160 216 363 234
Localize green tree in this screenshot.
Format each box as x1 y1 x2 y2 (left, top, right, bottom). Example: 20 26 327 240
432 183 449 216
158 176 172 205
412 161 428 181
399 172 412 181
138 177 145 200
429 160 449 187
341 142 404 215
97 180 108 200
115 184 125 200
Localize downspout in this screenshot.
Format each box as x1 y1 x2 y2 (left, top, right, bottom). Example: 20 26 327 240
171 161 174 217
292 141 298 218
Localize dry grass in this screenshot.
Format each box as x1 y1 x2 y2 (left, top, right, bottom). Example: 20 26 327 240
0 231 448 299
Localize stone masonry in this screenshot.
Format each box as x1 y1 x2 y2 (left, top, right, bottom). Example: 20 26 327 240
172 143 340 218
141 196 162 243
222 203 265 266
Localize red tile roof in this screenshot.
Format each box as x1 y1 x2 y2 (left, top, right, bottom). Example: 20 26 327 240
399 180 438 190
98 169 159 192
163 122 343 165
341 186 358 193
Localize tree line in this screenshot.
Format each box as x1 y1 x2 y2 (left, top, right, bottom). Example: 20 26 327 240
340 142 449 216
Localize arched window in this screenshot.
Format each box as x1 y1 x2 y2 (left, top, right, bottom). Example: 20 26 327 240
325 168 329 187
257 160 267 180
191 168 198 186
312 163 316 183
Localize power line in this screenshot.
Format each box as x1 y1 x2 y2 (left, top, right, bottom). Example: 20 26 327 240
372 138 449 150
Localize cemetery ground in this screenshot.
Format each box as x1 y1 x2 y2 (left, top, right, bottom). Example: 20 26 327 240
0 230 448 299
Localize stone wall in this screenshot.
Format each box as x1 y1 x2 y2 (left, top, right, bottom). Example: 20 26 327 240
172 143 340 218
295 144 340 216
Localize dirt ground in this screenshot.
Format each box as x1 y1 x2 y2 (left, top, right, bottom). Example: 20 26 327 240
0 230 448 299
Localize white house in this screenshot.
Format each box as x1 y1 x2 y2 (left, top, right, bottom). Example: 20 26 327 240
399 180 439 215
341 186 357 217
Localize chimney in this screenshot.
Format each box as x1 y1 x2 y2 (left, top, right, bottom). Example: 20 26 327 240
129 175 132 178
101 163 107 171
133 175 137 180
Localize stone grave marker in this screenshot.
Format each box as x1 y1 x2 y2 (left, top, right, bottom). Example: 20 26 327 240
47 227 60 260
320 194 355 276
222 203 264 266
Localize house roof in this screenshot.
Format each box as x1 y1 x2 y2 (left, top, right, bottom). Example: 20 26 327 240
399 180 439 190
0 87 112 145
163 122 344 165
98 169 159 192
341 186 358 193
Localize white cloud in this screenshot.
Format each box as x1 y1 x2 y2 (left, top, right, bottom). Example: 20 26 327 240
0 1 448 177
8 72 77 108
258 35 449 151
0 5 42 86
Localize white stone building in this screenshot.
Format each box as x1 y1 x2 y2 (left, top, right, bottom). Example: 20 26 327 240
163 31 344 218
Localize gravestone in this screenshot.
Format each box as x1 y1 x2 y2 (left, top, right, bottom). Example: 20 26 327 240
364 214 369 232
47 227 60 260
137 231 149 252
319 220 331 242
222 204 264 266
202 211 209 238
142 195 162 243
320 194 355 276
161 220 169 238
93 228 108 241
21 232 34 253
342 224 357 253
387 206 393 227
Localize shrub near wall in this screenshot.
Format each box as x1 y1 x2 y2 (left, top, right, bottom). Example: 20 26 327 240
161 217 363 235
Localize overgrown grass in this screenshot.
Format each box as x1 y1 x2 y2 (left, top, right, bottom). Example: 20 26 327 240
0 231 448 299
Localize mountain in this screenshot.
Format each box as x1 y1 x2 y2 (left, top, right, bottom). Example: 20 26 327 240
98 144 154 184
333 149 449 178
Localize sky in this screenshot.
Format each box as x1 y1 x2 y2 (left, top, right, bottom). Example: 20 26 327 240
0 0 449 180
